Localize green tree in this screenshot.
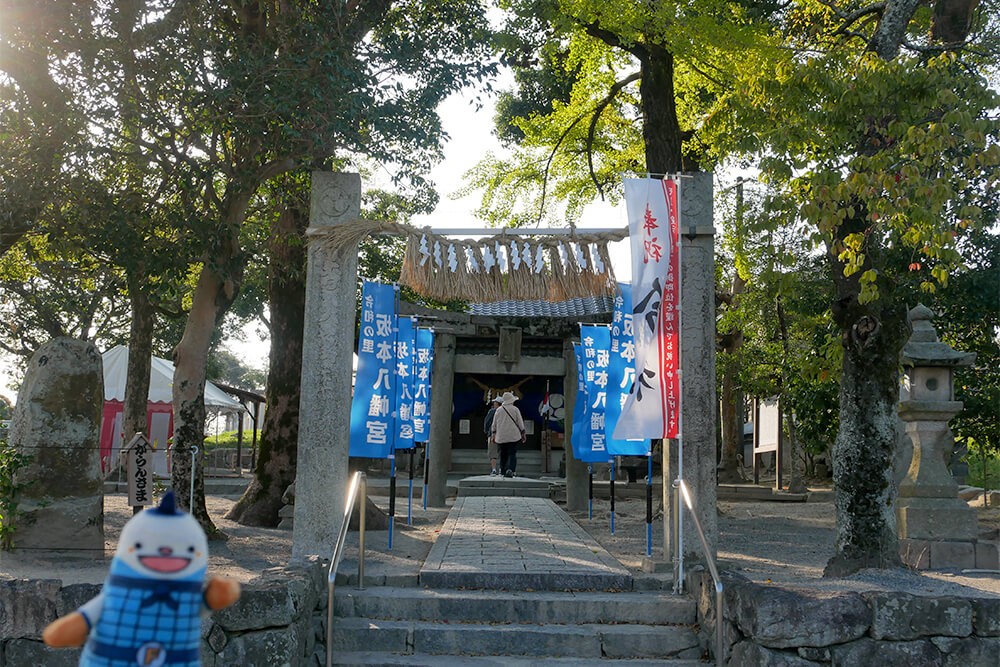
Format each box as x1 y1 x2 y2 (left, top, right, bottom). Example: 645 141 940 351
705 1 1000 574
4 1 495 532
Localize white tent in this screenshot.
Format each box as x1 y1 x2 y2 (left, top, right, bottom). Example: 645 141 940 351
102 345 243 408
100 345 243 475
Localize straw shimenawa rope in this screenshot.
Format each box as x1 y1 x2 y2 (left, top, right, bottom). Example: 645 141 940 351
308 218 628 303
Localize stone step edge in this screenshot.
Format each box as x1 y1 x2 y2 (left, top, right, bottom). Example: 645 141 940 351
333 573 677 591
334 588 697 625
334 585 694 601
331 652 705 666
332 618 702 659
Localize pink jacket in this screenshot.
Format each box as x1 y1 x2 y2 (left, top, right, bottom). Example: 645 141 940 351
491 404 525 444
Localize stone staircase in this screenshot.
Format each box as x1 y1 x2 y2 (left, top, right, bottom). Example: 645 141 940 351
329 575 703 666
456 476 555 499
449 448 543 476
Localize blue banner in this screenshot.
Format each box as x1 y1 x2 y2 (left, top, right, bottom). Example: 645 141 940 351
607 284 649 455
570 343 588 460
349 281 397 458
576 327 612 464
413 327 434 442
394 316 416 450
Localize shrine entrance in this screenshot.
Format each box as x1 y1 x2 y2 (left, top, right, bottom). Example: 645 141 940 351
294 171 718 570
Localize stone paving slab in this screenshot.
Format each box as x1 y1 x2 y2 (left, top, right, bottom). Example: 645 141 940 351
420 496 632 591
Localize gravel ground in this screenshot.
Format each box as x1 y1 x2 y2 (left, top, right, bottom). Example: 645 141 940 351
2 488 997 601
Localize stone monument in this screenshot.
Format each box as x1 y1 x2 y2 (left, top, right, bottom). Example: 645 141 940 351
7 338 105 551
895 304 996 569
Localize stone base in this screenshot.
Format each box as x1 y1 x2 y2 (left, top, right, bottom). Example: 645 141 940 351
899 539 998 570
277 504 294 531
896 497 978 541
16 497 104 552
641 557 672 574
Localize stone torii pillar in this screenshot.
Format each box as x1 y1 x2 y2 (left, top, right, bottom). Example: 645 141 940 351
426 332 456 507
292 172 361 560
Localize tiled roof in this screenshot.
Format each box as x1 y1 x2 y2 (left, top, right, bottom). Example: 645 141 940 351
467 296 615 318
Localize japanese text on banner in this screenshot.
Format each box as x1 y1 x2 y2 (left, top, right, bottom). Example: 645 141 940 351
412 327 434 442
349 281 397 458
614 177 681 440
577 327 613 463
607 284 649 455
394 316 416 449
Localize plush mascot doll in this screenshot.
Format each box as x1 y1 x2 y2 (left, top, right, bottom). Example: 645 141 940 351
43 491 241 666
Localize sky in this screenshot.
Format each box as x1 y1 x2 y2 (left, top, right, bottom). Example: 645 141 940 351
0 83 635 403
226 83 636 374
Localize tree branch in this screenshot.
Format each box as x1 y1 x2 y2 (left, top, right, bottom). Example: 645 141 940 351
344 0 396 45
867 0 922 59
586 72 641 198
584 21 648 61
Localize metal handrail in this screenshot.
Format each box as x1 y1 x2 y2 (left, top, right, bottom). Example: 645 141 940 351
675 479 725 667
326 471 367 667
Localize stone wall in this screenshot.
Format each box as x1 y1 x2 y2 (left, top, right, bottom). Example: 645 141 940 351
691 570 1000 666
0 559 329 667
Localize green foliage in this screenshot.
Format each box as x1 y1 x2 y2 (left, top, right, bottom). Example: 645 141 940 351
965 443 1000 492
209 349 266 392
202 429 261 452
0 442 30 551
706 46 1000 302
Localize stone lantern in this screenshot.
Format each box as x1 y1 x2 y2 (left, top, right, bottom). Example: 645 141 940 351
895 304 994 569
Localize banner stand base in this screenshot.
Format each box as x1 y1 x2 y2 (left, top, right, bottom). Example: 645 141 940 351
640 557 672 574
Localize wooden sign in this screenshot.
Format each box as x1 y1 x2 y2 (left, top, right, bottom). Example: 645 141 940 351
125 433 153 507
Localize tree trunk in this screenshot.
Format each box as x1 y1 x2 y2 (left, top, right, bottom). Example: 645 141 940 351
775 296 807 494
718 180 747 483
823 216 909 576
639 44 683 175
122 280 154 475
717 358 744 483
228 199 306 526
171 193 248 536
717 278 747 483
821 0 969 576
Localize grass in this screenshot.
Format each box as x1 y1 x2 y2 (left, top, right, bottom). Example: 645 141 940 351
965 448 1000 490
202 429 261 452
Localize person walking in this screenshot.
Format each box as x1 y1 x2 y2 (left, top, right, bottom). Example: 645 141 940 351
484 396 501 475
491 391 525 478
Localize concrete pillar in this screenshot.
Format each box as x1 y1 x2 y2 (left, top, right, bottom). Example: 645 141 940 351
292 172 361 560
563 341 588 511
677 171 718 564
427 332 456 507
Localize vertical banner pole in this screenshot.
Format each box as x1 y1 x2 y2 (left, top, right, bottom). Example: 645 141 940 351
672 174 686 594
388 454 396 550
588 464 594 520
408 448 414 525
646 452 653 556
422 443 429 510
609 458 616 535
189 446 198 512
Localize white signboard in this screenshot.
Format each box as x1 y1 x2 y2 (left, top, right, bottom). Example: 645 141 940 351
125 433 154 507
755 398 780 453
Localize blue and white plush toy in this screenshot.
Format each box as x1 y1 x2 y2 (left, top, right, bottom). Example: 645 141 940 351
43 491 240 666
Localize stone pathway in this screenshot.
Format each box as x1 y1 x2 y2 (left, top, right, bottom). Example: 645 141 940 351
420 496 631 590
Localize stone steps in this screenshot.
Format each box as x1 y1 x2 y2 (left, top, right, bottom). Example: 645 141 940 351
332 654 704 666
449 449 544 475
456 475 555 499
330 586 700 664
